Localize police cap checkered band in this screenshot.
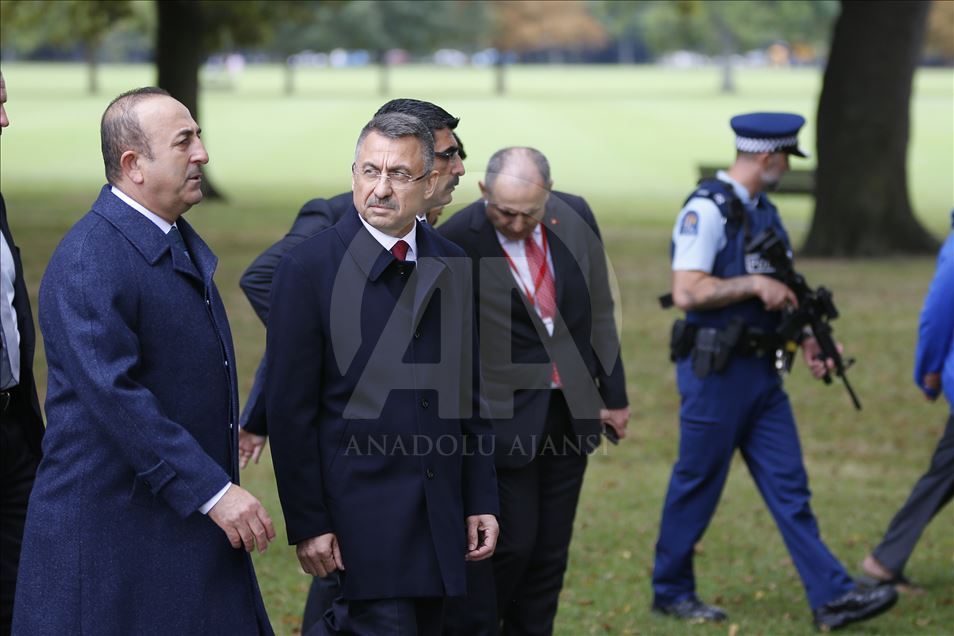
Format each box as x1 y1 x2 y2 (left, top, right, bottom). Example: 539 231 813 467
736 134 800 154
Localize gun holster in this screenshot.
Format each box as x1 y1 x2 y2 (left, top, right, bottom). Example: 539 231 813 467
669 319 695 362
689 318 746 379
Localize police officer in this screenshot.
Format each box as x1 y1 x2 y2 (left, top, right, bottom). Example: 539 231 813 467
650 113 898 630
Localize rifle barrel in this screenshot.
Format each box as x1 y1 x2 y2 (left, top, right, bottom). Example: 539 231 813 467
841 373 862 410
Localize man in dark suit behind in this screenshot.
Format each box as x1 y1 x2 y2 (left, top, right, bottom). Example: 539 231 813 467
0 69 45 636
266 112 498 635
438 147 630 635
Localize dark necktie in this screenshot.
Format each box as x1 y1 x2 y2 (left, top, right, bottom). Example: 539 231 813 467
168 226 191 261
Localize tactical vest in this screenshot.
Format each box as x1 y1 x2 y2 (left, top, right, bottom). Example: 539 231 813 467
681 179 792 332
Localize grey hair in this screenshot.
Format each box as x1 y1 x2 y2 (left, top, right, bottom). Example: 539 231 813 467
484 147 552 191
101 86 170 184
355 112 435 173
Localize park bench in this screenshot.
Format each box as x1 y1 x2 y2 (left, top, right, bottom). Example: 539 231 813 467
698 165 815 196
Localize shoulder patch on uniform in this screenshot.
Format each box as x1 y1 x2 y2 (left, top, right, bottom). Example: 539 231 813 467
679 211 700 236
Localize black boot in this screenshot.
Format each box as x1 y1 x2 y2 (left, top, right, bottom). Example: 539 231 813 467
652 597 727 622
813 585 898 631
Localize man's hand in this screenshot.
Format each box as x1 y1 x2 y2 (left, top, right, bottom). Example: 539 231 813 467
922 372 941 401
208 484 275 553
801 335 843 379
297 533 345 577
465 514 499 562
238 428 267 469
752 275 798 312
599 406 631 441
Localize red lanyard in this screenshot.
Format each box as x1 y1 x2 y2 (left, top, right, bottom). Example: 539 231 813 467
501 229 550 308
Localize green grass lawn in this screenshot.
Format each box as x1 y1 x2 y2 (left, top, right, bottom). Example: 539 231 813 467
1 62 952 634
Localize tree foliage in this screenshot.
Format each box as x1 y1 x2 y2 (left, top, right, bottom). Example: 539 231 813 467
485 0 606 93
305 1 491 94
634 0 839 91
636 0 839 56
488 1 606 52
924 0 954 62
0 0 139 93
588 0 651 63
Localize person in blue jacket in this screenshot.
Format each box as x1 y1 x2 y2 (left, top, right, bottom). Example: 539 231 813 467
862 212 954 588
651 112 898 631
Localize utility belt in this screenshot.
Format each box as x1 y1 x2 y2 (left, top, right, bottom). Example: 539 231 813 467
670 318 786 379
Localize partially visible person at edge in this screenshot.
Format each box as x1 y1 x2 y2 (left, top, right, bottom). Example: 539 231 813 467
265 111 498 635
650 112 898 631
0 69 46 636
13 87 275 634
861 210 954 592
439 147 630 635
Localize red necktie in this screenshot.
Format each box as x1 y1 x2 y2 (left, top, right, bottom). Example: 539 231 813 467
391 240 409 262
524 232 561 387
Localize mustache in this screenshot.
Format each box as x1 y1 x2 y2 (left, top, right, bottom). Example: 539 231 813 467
187 168 203 179
367 196 398 210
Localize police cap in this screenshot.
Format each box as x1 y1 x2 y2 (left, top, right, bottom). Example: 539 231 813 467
730 112 808 158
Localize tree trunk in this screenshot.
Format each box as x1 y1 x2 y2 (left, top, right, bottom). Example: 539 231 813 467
804 0 935 256
283 59 295 96
85 45 99 95
494 56 506 95
156 0 224 200
377 52 390 96
718 25 735 93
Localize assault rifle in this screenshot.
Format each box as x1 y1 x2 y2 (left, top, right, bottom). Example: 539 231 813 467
746 229 862 410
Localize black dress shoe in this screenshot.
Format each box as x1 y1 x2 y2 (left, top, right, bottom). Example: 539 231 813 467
652 598 727 622
813 585 898 631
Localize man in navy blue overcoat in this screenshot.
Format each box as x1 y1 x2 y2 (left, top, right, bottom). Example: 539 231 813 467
266 112 499 635
13 88 275 634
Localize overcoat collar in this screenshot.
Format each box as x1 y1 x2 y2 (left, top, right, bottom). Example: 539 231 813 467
334 206 448 327
91 185 218 285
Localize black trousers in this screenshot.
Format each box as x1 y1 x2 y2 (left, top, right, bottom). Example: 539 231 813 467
872 413 954 575
302 573 341 634
0 387 40 636
306 572 444 636
445 391 588 636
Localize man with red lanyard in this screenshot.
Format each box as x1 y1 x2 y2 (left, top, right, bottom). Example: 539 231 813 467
439 147 629 635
